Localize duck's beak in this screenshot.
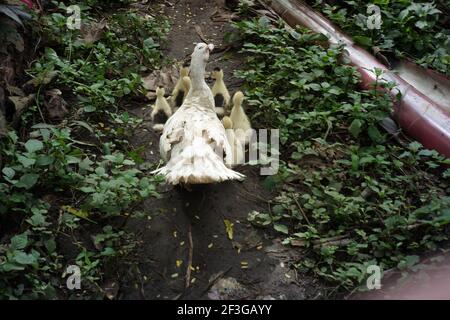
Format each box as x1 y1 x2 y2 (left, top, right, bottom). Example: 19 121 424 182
207 43 214 53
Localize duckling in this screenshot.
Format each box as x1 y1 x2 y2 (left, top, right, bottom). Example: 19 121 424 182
222 116 244 166
211 67 230 116
182 75 191 98
170 62 190 109
230 91 252 146
173 76 192 113
151 87 172 131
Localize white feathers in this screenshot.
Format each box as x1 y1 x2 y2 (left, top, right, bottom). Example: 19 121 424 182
151 87 172 132
222 116 244 167
230 91 252 146
211 68 230 117
153 43 244 185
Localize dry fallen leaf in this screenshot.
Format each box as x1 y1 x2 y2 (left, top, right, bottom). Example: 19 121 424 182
6 85 24 96
142 64 182 100
44 89 68 120
223 219 234 240
23 70 59 92
210 8 238 22
61 205 96 223
80 20 107 45
8 94 35 114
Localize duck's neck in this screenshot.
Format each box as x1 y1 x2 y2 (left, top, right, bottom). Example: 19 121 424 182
190 57 208 91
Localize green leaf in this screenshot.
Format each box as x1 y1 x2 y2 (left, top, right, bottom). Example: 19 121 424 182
15 173 39 189
13 251 38 265
353 36 372 47
79 157 94 171
415 20 428 29
274 223 289 234
398 255 420 270
101 247 116 256
10 233 28 250
1 263 25 272
44 238 56 253
84 105 96 113
408 141 422 152
368 125 383 143
25 139 44 153
349 119 363 138
95 167 106 176
27 212 46 227
17 155 36 167
36 155 54 166
2 167 15 179
143 37 158 49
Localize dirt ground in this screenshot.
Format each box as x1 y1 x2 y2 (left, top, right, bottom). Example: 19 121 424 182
115 0 326 300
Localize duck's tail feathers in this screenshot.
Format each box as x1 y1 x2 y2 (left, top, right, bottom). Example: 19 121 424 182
152 137 245 185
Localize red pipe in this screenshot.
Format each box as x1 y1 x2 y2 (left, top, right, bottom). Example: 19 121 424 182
266 0 450 157
20 0 33 8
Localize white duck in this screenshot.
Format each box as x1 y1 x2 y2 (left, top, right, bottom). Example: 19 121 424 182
151 87 172 131
222 116 245 166
153 43 245 185
211 67 230 117
230 91 252 146
170 63 190 110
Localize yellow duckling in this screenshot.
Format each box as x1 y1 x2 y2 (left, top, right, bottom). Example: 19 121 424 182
211 67 230 117
230 91 252 146
151 87 172 131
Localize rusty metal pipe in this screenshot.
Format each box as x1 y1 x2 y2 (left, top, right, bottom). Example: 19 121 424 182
265 0 450 157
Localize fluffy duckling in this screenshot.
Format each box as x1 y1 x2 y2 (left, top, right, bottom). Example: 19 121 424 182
151 87 172 131
173 76 192 113
222 116 244 166
211 67 230 116
230 91 252 146
171 63 190 109
182 75 191 98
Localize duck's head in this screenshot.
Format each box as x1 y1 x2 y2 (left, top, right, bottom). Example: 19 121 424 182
212 67 224 80
191 43 214 63
233 91 244 107
180 62 190 77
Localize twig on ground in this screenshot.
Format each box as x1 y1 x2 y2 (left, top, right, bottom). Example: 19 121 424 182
185 223 194 289
291 196 311 225
200 266 233 296
195 25 209 43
